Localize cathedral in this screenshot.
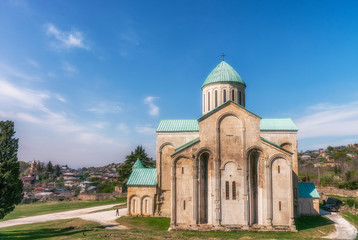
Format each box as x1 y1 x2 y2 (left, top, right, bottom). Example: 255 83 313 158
127 59 301 231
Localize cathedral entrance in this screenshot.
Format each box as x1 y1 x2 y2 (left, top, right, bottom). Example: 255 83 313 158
249 152 259 225
198 153 209 224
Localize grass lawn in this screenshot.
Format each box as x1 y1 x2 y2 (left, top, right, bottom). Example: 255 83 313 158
0 197 126 221
0 215 335 239
342 212 358 229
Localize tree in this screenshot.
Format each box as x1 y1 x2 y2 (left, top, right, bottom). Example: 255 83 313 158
46 161 53 173
0 121 23 219
118 145 155 188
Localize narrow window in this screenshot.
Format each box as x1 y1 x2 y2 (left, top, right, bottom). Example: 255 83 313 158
239 92 242 105
215 90 218 108
279 201 282 211
223 90 227 102
278 165 280 173
232 181 236 200
182 167 184 174
208 92 210 111
145 199 148 213
243 93 245 106
231 89 235 101
203 94 205 112
225 181 229 200
183 200 186 210
133 199 136 213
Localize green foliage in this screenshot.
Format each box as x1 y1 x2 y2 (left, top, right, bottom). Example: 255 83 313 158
0 121 23 219
338 181 358 190
346 171 352 181
96 180 118 193
46 161 53 173
117 145 155 188
320 173 334 186
327 146 334 151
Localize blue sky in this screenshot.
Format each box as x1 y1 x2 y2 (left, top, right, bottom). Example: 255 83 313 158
1 0 358 167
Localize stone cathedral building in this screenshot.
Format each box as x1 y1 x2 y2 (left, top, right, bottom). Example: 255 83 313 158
127 60 300 231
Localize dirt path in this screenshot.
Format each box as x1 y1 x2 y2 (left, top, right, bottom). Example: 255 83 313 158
0 203 127 229
320 209 357 239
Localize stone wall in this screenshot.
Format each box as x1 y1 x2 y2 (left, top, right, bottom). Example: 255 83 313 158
77 192 126 201
317 187 358 197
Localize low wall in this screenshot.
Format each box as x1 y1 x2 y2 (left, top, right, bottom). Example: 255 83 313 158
317 187 358 197
77 192 126 201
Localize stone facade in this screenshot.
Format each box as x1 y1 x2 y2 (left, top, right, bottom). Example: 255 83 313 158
127 60 298 232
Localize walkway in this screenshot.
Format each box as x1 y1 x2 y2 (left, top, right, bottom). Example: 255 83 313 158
320 209 357 240
0 203 127 229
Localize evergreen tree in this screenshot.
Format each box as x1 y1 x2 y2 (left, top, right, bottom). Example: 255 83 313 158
118 145 155 188
47 161 53 173
0 121 23 219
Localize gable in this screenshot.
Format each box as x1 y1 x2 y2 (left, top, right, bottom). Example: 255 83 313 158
298 182 320 198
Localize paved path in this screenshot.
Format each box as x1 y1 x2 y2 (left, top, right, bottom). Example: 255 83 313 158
320 209 357 239
0 203 127 229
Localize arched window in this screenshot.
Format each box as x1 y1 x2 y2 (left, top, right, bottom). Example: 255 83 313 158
225 181 229 200
203 94 205 112
232 181 236 200
231 89 235 101
133 199 136 213
223 90 227 102
145 199 148 213
215 90 218 108
239 92 242 105
278 165 280 174
208 92 210 111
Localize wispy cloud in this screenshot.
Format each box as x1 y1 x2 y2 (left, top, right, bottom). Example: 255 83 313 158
61 62 77 73
27 59 40 68
135 125 156 134
144 96 159 116
46 23 89 50
87 101 122 114
0 62 40 81
296 101 358 139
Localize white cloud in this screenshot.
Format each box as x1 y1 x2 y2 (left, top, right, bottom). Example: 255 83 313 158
46 23 89 50
0 62 40 81
296 101 358 139
144 96 159 116
88 101 122 114
27 59 40 68
61 62 77 73
135 125 156 135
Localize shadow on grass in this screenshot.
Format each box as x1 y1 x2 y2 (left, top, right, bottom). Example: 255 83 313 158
0 226 101 240
295 215 334 231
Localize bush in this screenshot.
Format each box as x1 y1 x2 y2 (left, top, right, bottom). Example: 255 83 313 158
338 181 358 190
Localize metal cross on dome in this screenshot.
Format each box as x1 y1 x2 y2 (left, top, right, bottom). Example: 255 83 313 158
221 53 226 61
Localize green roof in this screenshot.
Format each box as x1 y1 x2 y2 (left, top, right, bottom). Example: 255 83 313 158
260 137 293 154
132 159 145 169
156 119 199 132
127 168 157 186
260 118 298 131
298 182 320 198
171 137 200 156
202 61 245 88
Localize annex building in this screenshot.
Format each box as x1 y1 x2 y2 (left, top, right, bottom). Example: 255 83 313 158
127 60 301 231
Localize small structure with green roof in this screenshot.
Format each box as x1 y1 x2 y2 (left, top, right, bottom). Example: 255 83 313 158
298 182 320 216
126 159 157 216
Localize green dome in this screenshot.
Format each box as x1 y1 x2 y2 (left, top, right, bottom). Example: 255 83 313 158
202 61 245 88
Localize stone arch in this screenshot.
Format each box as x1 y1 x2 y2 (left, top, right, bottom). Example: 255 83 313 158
129 195 141 215
216 112 245 130
172 156 193 224
159 142 175 191
268 153 291 167
269 156 293 226
280 142 293 152
141 195 152 215
220 159 240 170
